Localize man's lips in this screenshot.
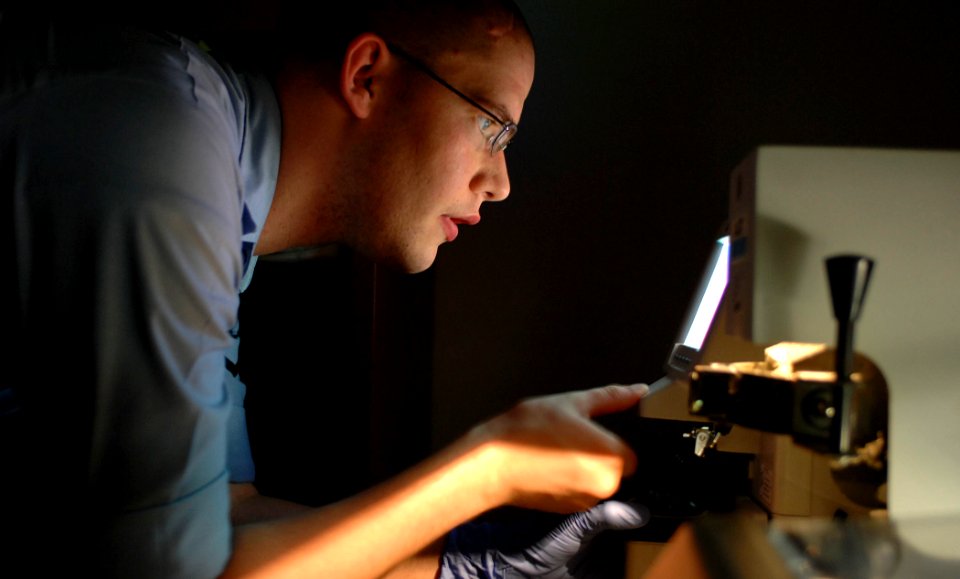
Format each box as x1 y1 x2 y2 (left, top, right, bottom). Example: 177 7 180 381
441 214 481 242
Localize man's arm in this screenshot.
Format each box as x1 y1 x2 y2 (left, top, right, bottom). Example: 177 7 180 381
379 542 445 579
230 483 443 578
229 483 313 526
220 383 646 579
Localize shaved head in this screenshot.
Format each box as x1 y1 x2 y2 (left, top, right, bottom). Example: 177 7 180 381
274 0 533 65
363 1 532 59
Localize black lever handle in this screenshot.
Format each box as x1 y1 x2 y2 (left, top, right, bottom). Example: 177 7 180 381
825 255 875 381
825 254 875 454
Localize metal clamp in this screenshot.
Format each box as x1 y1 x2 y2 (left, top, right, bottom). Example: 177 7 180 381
684 425 725 457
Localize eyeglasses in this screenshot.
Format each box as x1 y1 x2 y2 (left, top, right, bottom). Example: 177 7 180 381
387 43 518 155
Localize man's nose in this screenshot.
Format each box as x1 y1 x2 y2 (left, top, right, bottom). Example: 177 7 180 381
475 152 511 202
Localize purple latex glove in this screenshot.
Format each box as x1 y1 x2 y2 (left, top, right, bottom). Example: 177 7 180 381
439 501 650 578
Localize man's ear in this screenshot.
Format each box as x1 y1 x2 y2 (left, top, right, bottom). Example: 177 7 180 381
340 33 391 119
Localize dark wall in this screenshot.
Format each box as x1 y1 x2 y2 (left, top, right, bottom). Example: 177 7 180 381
242 251 436 505
430 0 960 446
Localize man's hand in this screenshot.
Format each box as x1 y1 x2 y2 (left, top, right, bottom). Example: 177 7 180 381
440 500 651 579
470 384 648 513
223 384 647 579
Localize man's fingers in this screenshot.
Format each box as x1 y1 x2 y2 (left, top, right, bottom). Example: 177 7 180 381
590 500 651 530
619 440 638 478
567 384 646 478
574 383 648 417
539 501 651 558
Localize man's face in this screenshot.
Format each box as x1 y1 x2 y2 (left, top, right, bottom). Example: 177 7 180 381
352 31 535 273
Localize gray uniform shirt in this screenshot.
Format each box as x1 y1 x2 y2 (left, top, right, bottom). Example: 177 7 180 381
1 23 279 578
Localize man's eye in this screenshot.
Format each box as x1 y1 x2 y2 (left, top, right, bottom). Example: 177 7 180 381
477 116 495 134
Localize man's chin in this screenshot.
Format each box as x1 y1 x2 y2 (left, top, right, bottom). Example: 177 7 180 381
403 253 438 275
376 247 438 275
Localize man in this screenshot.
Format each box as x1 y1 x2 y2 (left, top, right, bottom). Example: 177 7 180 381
1 2 648 577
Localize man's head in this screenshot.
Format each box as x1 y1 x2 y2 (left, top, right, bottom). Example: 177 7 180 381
275 2 533 71
263 1 535 273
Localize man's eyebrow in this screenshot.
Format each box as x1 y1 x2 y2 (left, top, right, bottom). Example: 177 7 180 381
478 99 515 124
493 104 515 123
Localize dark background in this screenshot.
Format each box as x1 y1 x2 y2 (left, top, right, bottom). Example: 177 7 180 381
240 0 960 505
